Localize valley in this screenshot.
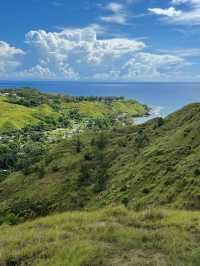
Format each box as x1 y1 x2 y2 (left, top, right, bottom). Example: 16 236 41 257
0 88 200 266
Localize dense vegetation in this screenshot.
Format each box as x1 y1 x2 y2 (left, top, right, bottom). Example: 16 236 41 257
0 88 200 265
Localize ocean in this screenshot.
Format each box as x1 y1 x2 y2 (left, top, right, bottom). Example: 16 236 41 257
0 81 200 119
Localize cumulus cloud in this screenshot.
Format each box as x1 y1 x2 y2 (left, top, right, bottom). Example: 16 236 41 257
0 41 24 78
22 26 147 80
25 27 145 61
122 52 184 80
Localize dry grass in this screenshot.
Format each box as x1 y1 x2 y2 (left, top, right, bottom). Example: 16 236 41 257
0 206 200 266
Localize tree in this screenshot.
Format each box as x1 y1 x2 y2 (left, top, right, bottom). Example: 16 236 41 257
73 135 82 153
77 163 91 185
95 131 108 150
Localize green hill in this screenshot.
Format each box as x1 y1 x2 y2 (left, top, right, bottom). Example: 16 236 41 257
0 96 39 130
0 88 149 132
0 96 64 132
1 206 200 266
0 103 200 225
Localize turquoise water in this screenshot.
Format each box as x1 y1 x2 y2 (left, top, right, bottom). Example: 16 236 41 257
0 81 200 117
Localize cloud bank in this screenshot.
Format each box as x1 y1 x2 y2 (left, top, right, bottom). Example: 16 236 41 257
0 25 187 81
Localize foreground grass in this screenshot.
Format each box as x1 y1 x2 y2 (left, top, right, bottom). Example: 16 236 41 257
1 206 200 266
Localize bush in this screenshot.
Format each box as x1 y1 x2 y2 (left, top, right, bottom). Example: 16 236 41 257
0 213 18 225
194 169 200 176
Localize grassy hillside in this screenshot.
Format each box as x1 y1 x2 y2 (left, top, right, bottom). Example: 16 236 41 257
112 99 148 117
0 96 61 132
0 96 39 130
0 88 149 132
0 103 200 224
1 206 200 266
61 101 111 119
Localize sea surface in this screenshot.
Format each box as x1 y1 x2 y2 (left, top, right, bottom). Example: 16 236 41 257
0 81 200 121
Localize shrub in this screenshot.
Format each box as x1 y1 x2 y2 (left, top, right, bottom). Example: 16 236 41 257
194 169 200 176
0 213 18 225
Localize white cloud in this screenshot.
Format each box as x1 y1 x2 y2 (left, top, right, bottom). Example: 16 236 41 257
171 0 200 5
100 2 127 25
105 2 123 13
23 26 146 80
150 0 200 24
0 41 24 57
0 41 24 78
158 48 200 57
171 0 188 4
148 7 182 17
122 52 184 80
172 9 200 24
90 52 185 81
18 64 79 80
18 65 56 80
0 27 187 81
138 52 184 65
100 14 127 24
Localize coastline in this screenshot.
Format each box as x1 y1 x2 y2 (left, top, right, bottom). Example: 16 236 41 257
134 106 164 125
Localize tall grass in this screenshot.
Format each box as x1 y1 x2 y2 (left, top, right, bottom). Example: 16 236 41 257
0 206 200 266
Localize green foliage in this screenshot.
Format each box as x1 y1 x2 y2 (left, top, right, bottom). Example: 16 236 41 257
0 213 17 225
0 142 18 169
8 88 47 107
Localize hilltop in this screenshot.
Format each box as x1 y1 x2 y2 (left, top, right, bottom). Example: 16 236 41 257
0 102 200 225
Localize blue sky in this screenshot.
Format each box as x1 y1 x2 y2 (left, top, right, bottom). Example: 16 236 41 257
1 0 200 81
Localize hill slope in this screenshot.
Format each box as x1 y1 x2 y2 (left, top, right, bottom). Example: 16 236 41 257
1 206 200 266
0 96 62 130
0 103 200 224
